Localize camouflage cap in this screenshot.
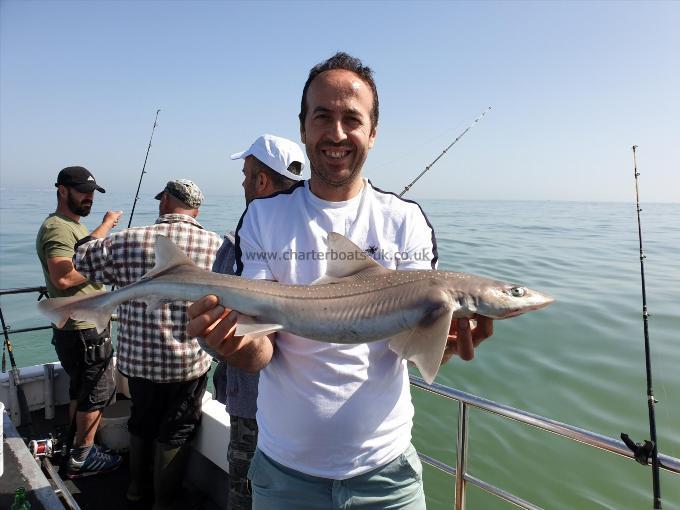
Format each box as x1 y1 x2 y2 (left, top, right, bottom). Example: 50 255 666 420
154 179 204 208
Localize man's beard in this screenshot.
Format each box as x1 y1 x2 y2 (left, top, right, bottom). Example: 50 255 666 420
308 140 367 189
67 191 92 216
310 164 361 188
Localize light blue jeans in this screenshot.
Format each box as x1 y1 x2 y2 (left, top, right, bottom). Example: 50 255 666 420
247 444 426 510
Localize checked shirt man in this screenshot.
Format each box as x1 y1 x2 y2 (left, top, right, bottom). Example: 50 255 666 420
75 179 221 509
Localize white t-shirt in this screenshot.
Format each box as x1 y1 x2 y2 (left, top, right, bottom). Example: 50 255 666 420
235 178 437 479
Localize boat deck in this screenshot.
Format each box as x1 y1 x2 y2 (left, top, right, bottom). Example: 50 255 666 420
3 401 217 510
3 413 61 509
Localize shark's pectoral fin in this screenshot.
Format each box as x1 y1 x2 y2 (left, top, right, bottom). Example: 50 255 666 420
388 304 456 385
234 314 284 338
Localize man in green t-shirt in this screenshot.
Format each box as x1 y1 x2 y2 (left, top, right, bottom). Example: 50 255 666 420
36 165 124 478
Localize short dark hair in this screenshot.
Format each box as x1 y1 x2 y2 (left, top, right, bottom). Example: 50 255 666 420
251 158 298 191
299 52 379 131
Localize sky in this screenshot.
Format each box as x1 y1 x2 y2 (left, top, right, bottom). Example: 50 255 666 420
0 0 678 203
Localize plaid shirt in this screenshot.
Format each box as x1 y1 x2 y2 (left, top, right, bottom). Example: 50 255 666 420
75 214 222 382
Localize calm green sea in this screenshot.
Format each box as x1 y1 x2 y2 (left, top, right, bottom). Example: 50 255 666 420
1 189 678 509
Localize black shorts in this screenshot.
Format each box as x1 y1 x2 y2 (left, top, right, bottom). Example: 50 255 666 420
52 327 116 412
127 373 208 446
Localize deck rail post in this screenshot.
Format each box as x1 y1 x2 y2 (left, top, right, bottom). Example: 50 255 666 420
43 363 55 420
7 368 21 426
455 401 470 510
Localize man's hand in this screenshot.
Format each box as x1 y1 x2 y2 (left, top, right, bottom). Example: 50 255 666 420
187 295 238 353
441 316 494 364
91 210 124 238
187 295 274 371
103 210 124 228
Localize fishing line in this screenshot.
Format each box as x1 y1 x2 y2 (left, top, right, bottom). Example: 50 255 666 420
399 107 491 197
127 109 161 228
620 145 662 509
111 109 160 292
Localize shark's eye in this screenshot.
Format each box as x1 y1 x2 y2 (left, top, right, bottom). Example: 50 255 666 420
510 286 526 297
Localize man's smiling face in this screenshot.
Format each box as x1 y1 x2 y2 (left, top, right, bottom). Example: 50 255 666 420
301 69 377 193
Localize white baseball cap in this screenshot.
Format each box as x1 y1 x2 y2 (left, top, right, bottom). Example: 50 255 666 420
230 134 306 181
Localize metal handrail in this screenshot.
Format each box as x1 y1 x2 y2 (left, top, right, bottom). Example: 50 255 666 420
43 458 81 510
0 287 50 338
409 375 680 509
0 286 49 296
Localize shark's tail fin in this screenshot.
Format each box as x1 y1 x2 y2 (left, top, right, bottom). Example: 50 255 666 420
37 293 115 333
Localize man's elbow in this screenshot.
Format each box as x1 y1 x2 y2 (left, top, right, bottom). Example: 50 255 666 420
51 275 80 290
52 278 72 290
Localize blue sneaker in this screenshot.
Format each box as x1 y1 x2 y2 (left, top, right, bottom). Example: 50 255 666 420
66 444 122 479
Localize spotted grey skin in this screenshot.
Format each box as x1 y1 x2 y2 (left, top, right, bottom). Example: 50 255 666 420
37 233 554 384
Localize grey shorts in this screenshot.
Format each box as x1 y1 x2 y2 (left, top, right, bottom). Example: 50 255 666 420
52 327 115 412
248 444 426 510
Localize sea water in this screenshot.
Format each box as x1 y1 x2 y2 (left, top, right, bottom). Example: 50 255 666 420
0 189 678 509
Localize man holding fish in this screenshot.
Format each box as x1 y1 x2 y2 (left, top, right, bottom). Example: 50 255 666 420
188 53 495 509
212 134 307 510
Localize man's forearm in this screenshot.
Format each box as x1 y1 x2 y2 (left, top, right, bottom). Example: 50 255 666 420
53 269 88 289
90 222 115 239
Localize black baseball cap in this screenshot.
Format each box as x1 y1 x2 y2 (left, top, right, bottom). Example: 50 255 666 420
55 166 106 193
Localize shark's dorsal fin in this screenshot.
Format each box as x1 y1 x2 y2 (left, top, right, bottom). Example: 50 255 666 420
142 235 197 280
325 232 385 278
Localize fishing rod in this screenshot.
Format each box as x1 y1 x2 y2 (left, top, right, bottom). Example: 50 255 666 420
0 307 32 428
127 109 161 228
620 145 662 509
399 107 491 197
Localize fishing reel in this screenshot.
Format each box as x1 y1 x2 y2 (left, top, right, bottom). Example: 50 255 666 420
28 433 63 460
28 438 55 459
621 433 655 466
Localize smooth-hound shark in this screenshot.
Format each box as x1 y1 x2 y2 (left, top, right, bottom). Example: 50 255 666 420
38 233 554 384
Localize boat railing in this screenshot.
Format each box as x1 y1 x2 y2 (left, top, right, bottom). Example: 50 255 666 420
409 375 680 509
0 286 117 335
2 286 679 510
